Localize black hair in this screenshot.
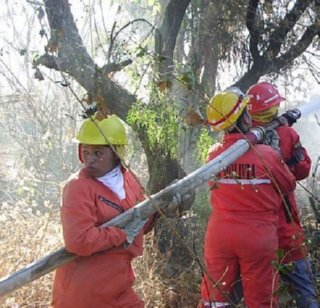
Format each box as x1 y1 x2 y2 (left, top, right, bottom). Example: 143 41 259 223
228 108 250 134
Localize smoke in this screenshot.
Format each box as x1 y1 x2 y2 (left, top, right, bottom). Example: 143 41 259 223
291 96 320 210
298 96 320 118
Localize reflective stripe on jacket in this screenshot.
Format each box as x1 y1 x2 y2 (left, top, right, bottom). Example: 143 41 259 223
207 133 296 222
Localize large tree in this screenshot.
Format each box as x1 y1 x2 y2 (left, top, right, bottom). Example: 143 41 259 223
34 0 320 187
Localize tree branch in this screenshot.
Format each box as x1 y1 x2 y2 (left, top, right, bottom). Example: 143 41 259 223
34 53 59 70
271 23 320 71
236 0 319 91
266 0 312 59
155 0 191 78
41 0 136 118
246 0 261 60
101 60 133 74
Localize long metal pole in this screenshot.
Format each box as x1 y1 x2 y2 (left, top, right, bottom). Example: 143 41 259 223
0 139 252 297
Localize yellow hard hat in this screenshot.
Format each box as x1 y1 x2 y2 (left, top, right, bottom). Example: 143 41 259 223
206 91 249 131
76 114 127 145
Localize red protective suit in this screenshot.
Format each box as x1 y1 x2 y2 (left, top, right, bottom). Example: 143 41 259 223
52 167 146 308
200 133 296 308
253 122 311 264
276 125 310 263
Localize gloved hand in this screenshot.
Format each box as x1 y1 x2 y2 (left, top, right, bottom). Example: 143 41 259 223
279 108 301 127
163 193 182 218
162 192 194 218
263 129 281 153
123 209 148 247
247 126 266 143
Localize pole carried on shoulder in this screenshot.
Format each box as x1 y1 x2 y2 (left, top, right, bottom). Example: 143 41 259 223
0 101 318 297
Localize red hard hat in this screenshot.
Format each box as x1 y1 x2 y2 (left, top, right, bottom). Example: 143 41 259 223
246 82 285 114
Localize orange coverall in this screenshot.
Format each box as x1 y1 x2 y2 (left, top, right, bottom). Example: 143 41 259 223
52 167 146 308
200 133 296 308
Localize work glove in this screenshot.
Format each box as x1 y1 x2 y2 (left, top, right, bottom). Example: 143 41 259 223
247 126 266 143
263 129 281 153
279 108 301 127
162 191 195 218
123 208 148 247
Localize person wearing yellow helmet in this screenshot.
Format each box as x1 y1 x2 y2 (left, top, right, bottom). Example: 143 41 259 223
76 114 127 174
206 90 251 132
52 113 153 308
198 91 296 308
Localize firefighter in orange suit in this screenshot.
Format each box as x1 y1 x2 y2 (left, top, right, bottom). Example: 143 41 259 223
52 114 151 308
198 91 296 308
247 81 318 308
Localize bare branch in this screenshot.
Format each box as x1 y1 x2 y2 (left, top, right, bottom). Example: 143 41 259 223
246 0 261 60
266 0 312 58
155 0 191 77
40 0 137 118
33 53 59 70
272 23 320 71
107 18 156 62
236 0 320 91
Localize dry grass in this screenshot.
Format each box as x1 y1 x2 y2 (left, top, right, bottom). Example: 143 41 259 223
0 203 62 307
0 203 319 307
0 206 203 307
134 232 202 308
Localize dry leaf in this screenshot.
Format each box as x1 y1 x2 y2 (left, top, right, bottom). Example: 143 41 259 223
157 80 172 92
185 107 204 126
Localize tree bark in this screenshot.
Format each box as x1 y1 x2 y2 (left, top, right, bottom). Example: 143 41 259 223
36 0 137 119
155 0 191 78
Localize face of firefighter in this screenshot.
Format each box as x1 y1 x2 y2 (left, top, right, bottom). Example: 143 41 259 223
81 144 119 178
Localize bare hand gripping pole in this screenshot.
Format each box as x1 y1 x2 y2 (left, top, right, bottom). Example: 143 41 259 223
0 100 319 297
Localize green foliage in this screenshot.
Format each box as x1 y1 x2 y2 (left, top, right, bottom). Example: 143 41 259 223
127 94 180 159
196 127 214 163
279 262 296 276
177 70 197 90
273 251 296 275
191 189 211 223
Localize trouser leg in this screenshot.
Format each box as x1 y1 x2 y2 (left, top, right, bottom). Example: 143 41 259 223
238 223 279 308
200 257 240 307
280 257 319 308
